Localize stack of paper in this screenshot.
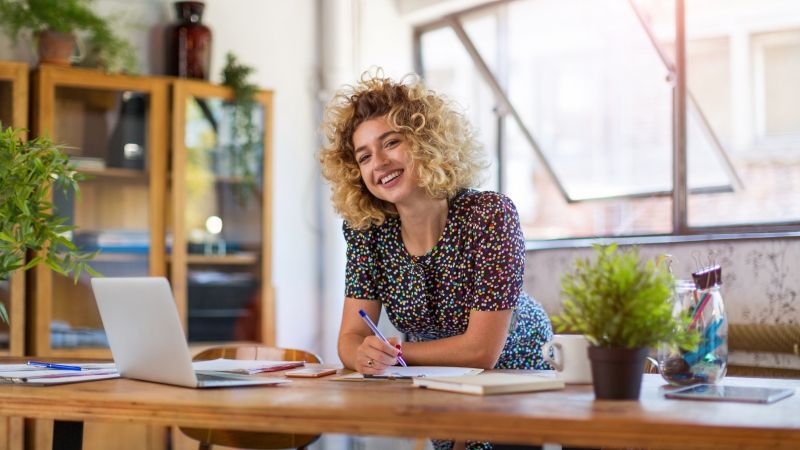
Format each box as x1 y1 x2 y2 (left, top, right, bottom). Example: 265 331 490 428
0 363 119 386
191 358 305 374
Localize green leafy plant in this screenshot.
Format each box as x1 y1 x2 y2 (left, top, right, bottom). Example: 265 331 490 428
0 125 98 323
220 52 260 201
0 0 137 73
552 244 699 351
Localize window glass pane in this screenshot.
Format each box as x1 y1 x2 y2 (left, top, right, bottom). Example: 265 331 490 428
753 29 800 138
504 118 672 239
685 1 800 226
503 0 674 237
420 18 499 191
507 0 673 199
419 0 799 237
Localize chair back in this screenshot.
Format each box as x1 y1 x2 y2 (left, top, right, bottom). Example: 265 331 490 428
180 345 322 449
192 346 321 364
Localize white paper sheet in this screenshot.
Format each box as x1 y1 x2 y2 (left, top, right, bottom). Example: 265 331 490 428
334 366 483 380
191 358 305 374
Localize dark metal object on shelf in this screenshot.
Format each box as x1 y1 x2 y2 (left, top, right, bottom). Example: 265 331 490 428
107 92 147 170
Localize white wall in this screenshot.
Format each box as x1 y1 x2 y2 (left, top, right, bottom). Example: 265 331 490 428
203 0 321 356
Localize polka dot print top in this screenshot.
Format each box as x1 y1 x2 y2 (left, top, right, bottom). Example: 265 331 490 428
344 189 552 371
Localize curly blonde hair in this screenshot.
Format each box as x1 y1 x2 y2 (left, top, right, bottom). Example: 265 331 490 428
319 71 486 230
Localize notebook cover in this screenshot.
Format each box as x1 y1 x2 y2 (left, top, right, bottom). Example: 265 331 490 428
413 373 565 395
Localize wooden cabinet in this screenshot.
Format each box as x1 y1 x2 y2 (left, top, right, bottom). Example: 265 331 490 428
170 80 275 346
27 65 275 356
28 65 169 358
0 60 28 450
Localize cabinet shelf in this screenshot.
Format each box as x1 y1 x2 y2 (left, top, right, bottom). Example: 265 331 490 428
214 175 260 184
170 253 259 265
76 166 149 180
91 253 149 263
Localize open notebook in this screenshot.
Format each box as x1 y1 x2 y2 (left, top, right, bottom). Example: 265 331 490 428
0 363 119 386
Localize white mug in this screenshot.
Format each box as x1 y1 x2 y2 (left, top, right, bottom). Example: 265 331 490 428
542 334 593 384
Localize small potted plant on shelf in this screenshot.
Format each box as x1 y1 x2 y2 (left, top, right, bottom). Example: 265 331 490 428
0 125 98 323
220 52 261 202
552 244 699 400
0 0 137 73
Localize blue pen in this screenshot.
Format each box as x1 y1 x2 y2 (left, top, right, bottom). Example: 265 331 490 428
358 309 408 367
27 361 82 371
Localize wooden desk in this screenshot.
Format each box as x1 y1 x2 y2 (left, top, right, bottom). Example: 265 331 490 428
0 373 798 449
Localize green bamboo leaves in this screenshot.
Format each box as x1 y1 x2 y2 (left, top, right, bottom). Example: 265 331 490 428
0 125 98 322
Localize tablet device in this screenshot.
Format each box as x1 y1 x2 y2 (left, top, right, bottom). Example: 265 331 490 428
664 384 795 404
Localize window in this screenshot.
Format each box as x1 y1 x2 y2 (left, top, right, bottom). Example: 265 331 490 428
415 0 800 239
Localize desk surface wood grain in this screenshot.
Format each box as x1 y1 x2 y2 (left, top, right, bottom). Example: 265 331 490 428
0 371 798 449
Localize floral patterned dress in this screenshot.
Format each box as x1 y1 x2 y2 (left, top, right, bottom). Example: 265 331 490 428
344 189 553 450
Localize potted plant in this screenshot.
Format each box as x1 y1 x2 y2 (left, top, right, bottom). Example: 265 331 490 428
0 0 137 73
0 125 97 323
552 244 699 400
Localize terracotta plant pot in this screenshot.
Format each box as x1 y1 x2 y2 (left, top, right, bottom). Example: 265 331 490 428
588 346 648 400
36 30 76 66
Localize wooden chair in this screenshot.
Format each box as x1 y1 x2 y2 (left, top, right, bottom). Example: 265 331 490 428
727 323 800 378
180 345 323 450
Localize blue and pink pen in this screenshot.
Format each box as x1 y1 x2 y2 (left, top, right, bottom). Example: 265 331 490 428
358 309 408 367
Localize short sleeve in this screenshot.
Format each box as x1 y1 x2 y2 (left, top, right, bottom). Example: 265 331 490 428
343 222 380 300
466 194 525 311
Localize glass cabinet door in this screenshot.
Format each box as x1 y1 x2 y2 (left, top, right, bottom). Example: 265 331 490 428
171 81 274 345
31 65 167 357
0 61 28 358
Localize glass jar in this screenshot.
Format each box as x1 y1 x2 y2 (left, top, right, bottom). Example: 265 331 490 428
165 1 212 79
655 280 728 385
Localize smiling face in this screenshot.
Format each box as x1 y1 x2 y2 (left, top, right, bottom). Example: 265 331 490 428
352 116 424 208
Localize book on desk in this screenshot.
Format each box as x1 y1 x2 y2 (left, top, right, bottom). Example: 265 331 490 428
413 372 565 395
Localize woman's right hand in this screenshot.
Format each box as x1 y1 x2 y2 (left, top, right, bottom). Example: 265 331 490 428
356 335 403 374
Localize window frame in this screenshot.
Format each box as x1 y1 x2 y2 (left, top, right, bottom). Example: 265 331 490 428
412 0 800 239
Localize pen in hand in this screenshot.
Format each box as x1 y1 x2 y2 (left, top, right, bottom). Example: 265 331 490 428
27 361 82 371
358 309 408 367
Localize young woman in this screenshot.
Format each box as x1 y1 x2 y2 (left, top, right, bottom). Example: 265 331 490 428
319 72 553 450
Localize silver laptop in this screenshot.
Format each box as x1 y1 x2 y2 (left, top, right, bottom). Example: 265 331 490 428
92 276 285 388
